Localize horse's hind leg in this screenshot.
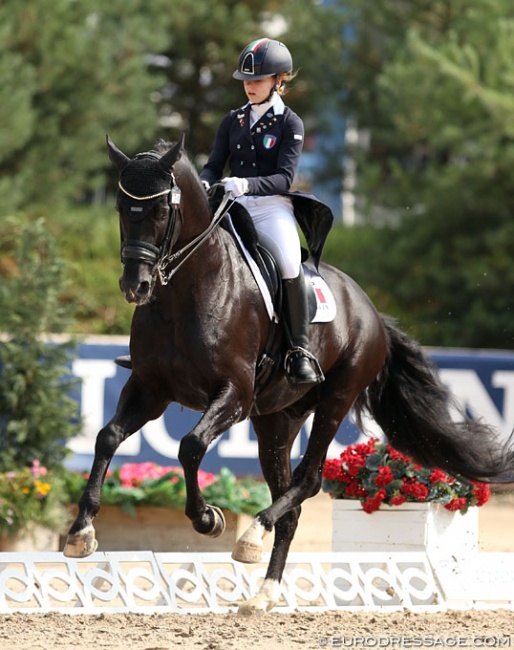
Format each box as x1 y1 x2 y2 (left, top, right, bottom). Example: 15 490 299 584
63 376 167 558
234 411 304 615
234 381 365 613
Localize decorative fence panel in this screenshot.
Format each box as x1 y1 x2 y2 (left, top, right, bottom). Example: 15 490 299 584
1 551 513 615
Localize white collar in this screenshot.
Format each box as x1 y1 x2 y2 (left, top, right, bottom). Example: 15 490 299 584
243 95 285 117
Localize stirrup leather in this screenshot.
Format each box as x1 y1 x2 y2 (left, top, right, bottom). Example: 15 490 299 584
284 346 324 383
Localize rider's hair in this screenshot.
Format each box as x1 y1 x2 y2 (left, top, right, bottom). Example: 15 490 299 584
276 70 298 96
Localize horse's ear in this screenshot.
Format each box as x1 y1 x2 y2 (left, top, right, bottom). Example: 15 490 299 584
158 133 186 173
106 134 130 172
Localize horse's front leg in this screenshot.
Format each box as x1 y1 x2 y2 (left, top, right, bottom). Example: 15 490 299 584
178 381 248 537
63 376 167 558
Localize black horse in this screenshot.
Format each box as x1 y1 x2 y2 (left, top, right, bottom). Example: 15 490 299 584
64 136 514 614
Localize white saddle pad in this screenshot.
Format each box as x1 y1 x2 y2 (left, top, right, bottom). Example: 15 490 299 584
225 215 336 323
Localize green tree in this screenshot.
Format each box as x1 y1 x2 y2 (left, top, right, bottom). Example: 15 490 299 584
335 0 514 348
149 0 349 162
0 217 81 471
0 0 170 212
0 0 348 211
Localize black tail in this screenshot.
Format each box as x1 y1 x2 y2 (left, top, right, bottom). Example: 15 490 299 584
353 314 514 482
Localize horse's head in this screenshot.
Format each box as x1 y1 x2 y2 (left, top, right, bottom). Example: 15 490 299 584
106 134 185 304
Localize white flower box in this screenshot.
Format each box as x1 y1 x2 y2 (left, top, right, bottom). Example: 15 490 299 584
332 500 478 557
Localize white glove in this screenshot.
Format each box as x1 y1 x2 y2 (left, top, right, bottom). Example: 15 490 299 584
201 180 210 192
222 176 249 198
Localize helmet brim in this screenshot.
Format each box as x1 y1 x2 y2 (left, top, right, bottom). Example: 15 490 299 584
232 70 276 81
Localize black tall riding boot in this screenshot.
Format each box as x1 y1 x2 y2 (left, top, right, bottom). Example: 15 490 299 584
282 269 324 387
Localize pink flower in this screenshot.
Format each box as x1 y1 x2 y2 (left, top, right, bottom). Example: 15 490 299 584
31 459 48 478
198 469 216 489
119 462 182 487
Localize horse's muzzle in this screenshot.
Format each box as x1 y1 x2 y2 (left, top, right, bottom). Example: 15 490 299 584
119 270 154 304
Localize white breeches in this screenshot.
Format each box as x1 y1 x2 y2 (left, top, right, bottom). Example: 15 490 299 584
236 195 301 280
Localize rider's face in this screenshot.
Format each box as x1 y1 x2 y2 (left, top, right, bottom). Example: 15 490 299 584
243 76 276 104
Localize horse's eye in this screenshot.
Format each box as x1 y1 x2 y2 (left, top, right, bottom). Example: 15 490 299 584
157 205 169 220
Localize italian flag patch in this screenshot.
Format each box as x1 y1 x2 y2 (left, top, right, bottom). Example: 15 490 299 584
263 134 277 149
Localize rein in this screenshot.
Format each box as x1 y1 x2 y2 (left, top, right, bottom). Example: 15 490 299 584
156 190 236 285
119 175 236 286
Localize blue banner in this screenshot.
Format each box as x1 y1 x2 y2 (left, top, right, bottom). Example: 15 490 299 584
66 338 514 475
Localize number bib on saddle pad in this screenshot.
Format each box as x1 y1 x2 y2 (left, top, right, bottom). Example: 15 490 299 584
304 266 337 323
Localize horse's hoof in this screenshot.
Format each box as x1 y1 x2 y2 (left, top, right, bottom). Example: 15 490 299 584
205 505 226 538
237 601 267 617
63 527 98 558
231 539 263 564
232 519 267 563
237 580 280 614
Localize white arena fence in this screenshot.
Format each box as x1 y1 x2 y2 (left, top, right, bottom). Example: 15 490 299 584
1 551 514 615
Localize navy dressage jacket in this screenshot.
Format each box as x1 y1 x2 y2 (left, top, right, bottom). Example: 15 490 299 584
200 97 304 196
200 97 334 267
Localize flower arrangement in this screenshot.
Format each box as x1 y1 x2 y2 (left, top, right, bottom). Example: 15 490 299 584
64 462 271 517
322 438 490 514
0 460 70 538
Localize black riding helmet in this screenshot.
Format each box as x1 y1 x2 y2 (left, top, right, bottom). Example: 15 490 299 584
233 38 293 81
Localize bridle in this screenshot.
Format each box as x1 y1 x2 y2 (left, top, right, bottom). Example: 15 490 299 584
118 172 236 286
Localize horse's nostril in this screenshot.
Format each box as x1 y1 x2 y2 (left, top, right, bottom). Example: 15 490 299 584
137 281 150 297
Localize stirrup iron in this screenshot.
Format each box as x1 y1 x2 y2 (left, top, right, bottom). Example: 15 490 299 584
284 346 324 385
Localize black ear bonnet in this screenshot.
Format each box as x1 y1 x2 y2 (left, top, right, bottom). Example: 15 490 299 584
118 152 172 221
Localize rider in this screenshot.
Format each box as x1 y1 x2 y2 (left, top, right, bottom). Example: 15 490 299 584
200 38 327 387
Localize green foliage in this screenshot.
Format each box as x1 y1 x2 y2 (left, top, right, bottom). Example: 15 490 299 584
64 464 271 517
47 205 134 334
0 0 349 212
201 467 272 516
2 0 514 347
333 0 514 348
151 0 349 161
0 0 169 212
0 461 71 537
0 216 81 471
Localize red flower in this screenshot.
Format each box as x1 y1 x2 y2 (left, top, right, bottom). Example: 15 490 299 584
345 454 366 477
428 469 448 485
322 459 343 481
445 497 467 512
321 438 490 514
362 489 386 513
471 482 490 506
374 465 394 487
344 479 367 499
400 480 429 501
388 448 411 463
